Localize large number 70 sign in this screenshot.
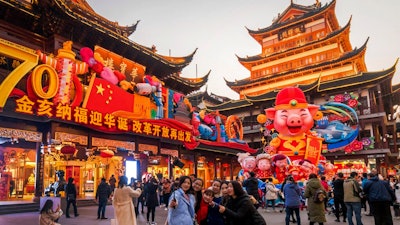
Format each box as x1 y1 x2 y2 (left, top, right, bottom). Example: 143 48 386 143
0 38 59 111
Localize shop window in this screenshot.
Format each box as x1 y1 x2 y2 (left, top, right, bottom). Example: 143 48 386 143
1 148 36 199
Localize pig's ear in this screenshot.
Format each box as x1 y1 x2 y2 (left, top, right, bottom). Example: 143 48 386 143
265 108 276 120
308 105 319 117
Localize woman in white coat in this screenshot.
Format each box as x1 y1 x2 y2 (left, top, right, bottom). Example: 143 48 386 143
113 176 142 225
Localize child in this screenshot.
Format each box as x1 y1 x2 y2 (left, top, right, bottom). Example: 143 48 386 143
39 199 63 225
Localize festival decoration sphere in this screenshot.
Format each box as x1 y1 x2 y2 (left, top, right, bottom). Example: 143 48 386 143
257 114 267 124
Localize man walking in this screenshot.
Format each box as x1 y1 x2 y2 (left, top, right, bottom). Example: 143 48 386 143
343 172 363 225
363 173 395 225
96 178 111 219
65 177 79 218
333 172 347 222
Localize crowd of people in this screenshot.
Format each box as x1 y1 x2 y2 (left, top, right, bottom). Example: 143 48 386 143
39 171 400 225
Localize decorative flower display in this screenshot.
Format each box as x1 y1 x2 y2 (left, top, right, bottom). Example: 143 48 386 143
351 140 364 151
330 92 361 109
361 137 375 149
343 139 366 154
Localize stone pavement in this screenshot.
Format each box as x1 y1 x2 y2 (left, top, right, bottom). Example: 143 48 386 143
0 204 389 225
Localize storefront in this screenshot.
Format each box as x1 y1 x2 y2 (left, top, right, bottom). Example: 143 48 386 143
0 126 42 200
0 38 257 203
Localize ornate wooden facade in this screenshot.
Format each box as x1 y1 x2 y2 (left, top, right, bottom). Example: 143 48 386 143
0 0 252 201
209 0 399 173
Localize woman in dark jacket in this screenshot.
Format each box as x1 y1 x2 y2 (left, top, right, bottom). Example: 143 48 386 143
242 172 260 208
215 181 266 225
144 177 159 224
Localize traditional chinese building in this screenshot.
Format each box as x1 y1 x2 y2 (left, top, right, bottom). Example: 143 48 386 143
0 0 255 205
207 0 400 177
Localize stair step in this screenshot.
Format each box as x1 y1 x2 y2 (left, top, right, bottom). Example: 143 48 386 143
0 199 98 215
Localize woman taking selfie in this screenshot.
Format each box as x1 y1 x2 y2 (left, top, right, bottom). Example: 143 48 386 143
167 176 196 225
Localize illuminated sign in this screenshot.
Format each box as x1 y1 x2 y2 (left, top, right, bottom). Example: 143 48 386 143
14 95 192 143
0 38 194 145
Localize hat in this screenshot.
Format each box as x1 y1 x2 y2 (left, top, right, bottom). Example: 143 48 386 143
275 87 308 110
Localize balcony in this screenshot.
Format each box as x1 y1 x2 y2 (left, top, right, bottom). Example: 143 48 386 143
357 106 386 120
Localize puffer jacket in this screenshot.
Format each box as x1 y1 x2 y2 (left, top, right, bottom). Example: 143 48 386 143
363 176 395 202
304 178 326 223
223 194 265 225
283 181 301 208
265 182 279 200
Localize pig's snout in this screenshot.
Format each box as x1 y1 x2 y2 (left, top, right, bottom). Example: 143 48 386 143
287 115 302 126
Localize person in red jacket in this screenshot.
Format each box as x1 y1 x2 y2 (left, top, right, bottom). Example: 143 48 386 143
320 175 329 212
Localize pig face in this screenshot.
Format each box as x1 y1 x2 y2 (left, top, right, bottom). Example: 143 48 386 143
242 157 256 171
266 105 318 137
257 158 271 171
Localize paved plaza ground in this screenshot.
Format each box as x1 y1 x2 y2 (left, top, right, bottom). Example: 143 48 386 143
0 204 389 225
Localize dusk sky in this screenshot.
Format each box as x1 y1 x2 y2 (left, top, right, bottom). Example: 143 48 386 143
87 0 400 99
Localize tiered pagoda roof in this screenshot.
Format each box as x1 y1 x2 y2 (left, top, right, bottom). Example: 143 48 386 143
212 0 399 112
0 0 207 94
238 17 352 65
225 0 386 99
247 0 338 42
228 37 368 92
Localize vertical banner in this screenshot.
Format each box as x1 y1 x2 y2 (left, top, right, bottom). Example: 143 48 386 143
305 136 324 165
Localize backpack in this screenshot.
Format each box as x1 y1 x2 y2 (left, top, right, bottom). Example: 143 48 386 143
313 188 325 203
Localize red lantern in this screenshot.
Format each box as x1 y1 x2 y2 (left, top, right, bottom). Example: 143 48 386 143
222 163 229 168
100 149 114 158
207 161 214 167
61 145 76 155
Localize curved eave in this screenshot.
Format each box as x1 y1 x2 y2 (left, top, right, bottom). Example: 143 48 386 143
206 99 253 112
393 79 400 93
317 59 398 92
187 88 230 106
46 0 194 74
224 76 251 88
247 0 336 36
64 0 140 37
164 70 209 95
230 38 368 88
274 1 320 25
155 48 198 66
0 0 37 16
239 17 351 64
245 78 320 102
0 0 41 31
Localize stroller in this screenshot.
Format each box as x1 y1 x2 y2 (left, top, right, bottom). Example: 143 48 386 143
327 196 335 215
327 193 343 216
